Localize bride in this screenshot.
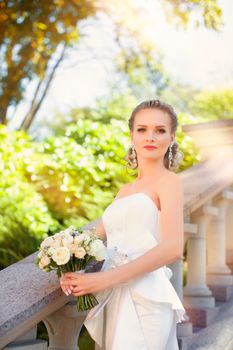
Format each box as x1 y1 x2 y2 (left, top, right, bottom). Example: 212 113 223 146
60 99 186 349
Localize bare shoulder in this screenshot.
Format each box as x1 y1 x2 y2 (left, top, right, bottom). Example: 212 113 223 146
158 171 182 186
156 171 183 198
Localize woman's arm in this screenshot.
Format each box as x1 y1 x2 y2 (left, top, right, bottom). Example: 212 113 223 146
61 174 184 295
95 219 107 241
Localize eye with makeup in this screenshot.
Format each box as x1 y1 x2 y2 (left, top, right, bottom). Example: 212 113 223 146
137 128 166 133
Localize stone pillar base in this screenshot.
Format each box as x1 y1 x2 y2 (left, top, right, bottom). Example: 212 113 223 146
3 339 47 350
183 285 213 297
177 320 193 337
183 294 215 308
207 265 232 274
208 284 233 301
206 273 233 285
184 305 220 327
226 249 233 263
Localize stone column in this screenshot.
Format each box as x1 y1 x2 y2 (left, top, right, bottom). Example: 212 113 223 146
183 204 217 308
206 190 233 285
226 199 233 271
42 299 87 350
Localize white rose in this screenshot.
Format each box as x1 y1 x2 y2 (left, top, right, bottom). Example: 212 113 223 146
74 247 86 259
69 243 76 254
54 232 63 239
50 237 62 248
89 239 107 261
41 237 54 249
39 261 45 269
74 233 90 245
64 226 77 235
52 247 70 265
40 255 51 266
62 235 74 250
47 247 55 256
38 250 44 258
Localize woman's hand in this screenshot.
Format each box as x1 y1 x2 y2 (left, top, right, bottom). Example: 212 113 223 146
60 271 113 296
59 273 73 296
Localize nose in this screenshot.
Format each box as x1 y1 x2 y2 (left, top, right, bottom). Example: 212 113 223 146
146 131 156 142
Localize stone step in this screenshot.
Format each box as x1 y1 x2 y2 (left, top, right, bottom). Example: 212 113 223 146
3 339 47 350
178 289 233 349
208 284 233 302
184 305 220 327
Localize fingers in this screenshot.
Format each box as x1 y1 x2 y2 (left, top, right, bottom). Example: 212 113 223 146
71 285 83 293
60 276 81 287
72 290 86 297
59 276 73 296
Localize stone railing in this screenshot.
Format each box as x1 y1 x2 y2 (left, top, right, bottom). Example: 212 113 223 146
0 119 233 350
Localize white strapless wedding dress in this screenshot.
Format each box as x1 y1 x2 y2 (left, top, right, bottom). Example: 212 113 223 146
84 192 186 350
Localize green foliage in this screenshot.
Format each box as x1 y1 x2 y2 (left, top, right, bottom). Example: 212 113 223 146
161 0 223 30
175 122 202 170
31 118 132 222
189 88 233 120
0 125 60 268
0 122 131 268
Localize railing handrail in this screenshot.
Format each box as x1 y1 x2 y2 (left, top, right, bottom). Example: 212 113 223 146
181 151 233 216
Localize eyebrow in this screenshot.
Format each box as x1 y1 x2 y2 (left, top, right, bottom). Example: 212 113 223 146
136 124 166 127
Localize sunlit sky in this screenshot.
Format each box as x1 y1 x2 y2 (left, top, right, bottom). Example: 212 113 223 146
10 0 233 129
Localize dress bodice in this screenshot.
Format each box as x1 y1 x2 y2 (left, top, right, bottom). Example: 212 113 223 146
102 192 161 259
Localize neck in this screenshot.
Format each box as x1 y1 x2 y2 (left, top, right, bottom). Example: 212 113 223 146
136 158 166 181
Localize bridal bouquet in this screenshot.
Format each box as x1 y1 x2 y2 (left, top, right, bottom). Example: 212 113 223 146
34 226 107 311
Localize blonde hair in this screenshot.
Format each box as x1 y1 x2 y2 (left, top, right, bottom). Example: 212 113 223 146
124 99 183 172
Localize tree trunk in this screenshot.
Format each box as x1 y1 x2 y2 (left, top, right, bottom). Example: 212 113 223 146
19 43 67 131
0 106 8 124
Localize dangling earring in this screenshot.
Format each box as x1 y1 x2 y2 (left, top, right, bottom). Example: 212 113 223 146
168 141 174 168
131 144 137 168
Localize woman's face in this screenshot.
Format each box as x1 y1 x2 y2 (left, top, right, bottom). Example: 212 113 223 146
130 108 175 163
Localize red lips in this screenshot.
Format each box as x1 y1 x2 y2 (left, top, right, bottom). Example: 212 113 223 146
144 146 157 149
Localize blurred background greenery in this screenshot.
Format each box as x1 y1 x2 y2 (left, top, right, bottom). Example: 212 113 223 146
0 0 232 348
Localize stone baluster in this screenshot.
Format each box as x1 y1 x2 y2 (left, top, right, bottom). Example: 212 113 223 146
2 326 47 349
183 203 218 308
172 221 198 342
42 299 87 350
225 187 233 272
206 190 233 285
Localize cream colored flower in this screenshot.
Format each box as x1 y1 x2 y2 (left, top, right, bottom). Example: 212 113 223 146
69 243 76 254
39 261 45 269
89 239 107 261
41 237 54 249
47 247 55 256
50 238 61 248
52 247 70 265
38 250 44 258
62 235 74 250
74 247 86 259
74 233 90 245
40 255 51 266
